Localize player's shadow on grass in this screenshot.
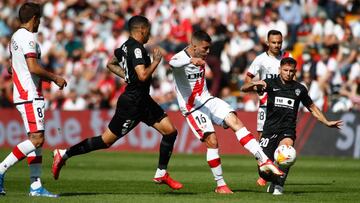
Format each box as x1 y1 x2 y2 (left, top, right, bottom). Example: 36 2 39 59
59 191 197 197
287 182 333 186
231 182 334 194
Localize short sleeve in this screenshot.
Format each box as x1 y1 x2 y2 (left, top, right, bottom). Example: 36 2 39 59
247 57 261 78
131 46 146 67
114 48 122 61
299 86 313 108
169 53 190 68
20 32 37 58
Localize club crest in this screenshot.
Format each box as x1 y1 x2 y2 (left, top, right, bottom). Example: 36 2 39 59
295 88 301 96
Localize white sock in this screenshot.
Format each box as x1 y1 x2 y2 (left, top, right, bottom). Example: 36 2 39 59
0 140 36 174
235 127 268 164
27 148 42 190
59 149 68 160
154 168 166 178
207 148 226 187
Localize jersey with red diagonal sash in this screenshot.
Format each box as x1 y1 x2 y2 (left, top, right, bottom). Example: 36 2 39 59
170 49 234 140
169 49 212 114
246 51 291 131
9 28 43 104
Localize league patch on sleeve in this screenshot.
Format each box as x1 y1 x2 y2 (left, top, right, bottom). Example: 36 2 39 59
29 41 35 49
134 48 142 59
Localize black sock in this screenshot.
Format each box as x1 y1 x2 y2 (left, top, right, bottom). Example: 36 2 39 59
276 165 291 187
66 136 108 158
258 167 274 182
158 131 177 170
258 165 291 187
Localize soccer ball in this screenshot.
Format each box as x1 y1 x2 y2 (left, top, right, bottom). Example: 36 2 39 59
274 145 296 166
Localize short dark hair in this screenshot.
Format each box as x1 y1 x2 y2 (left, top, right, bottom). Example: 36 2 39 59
192 30 211 43
267 29 282 39
128 15 150 32
19 2 42 23
280 57 297 68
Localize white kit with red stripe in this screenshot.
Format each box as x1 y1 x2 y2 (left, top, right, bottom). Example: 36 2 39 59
170 50 211 113
170 50 234 140
246 51 291 131
9 28 45 133
10 28 43 104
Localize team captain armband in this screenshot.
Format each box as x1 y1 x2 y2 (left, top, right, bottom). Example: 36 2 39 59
24 53 37 58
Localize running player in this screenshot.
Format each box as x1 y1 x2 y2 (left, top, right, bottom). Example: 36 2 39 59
241 57 343 195
169 30 284 194
0 2 67 197
52 15 182 190
244 30 291 186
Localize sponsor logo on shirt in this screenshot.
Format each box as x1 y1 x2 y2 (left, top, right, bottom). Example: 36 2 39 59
187 72 204 80
265 73 279 79
275 96 295 109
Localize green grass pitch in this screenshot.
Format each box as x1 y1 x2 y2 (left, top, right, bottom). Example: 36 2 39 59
0 149 359 203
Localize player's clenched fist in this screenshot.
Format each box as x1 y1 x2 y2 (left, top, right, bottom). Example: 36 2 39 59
55 76 67 90
152 48 162 63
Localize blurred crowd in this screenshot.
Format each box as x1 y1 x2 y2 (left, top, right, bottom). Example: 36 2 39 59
0 0 359 112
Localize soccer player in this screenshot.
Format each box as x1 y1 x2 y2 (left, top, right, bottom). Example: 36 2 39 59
52 15 183 190
0 2 67 197
244 30 291 186
169 30 284 194
241 57 343 195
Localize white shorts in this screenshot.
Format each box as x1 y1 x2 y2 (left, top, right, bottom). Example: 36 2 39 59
15 99 45 133
185 97 234 141
257 106 266 132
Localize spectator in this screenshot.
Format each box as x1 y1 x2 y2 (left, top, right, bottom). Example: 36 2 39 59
278 0 302 49
301 71 325 111
62 89 87 111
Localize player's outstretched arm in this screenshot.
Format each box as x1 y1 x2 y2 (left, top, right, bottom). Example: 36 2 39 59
135 48 162 81
26 57 67 89
241 80 267 92
106 56 125 79
308 104 343 129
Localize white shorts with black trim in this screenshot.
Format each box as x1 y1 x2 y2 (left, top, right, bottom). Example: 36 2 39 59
185 97 234 141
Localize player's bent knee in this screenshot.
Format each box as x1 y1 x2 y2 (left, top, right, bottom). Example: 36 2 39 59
225 112 244 130
28 131 45 148
102 128 119 147
204 133 218 148
162 130 177 144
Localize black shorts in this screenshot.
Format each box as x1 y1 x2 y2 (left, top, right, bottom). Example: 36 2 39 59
259 133 296 161
108 94 167 138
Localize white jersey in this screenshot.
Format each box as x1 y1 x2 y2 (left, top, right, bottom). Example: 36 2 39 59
247 51 291 81
169 50 212 114
170 49 234 140
247 51 291 106
10 28 43 104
